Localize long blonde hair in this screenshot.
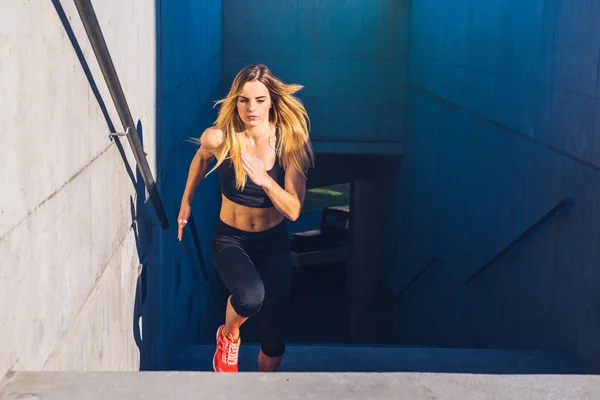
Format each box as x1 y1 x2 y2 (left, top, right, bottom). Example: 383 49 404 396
206 64 314 190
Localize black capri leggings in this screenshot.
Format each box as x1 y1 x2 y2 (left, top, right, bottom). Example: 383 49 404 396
210 218 292 358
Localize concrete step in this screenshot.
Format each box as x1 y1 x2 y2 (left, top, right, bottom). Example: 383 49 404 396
2 371 599 400
169 343 584 374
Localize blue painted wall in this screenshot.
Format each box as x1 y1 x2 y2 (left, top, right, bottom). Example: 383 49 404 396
222 0 408 144
138 0 222 369
142 0 600 372
400 0 600 371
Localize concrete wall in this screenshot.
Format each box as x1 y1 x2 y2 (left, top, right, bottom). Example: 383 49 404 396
399 0 600 371
0 0 221 377
222 0 408 148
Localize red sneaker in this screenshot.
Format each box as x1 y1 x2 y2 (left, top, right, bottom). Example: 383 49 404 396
213 324 240 372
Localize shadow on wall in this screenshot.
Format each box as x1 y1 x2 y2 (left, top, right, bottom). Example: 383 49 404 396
130 121 156 370
51 0 136 186
154 0 226 366
52 0 158 370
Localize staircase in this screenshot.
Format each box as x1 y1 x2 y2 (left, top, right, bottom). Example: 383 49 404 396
169 343 584 374
3 345 597 400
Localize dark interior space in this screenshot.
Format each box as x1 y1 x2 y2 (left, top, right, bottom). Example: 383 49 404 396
235 153 402 346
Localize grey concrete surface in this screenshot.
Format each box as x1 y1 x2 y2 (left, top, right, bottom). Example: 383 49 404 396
0 0 222 377
2 371 600 400
0 0 151 377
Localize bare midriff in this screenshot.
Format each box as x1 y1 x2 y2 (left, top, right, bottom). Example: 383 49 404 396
219 195 285 232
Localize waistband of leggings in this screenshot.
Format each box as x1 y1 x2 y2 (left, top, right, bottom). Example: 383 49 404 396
215 218 287 238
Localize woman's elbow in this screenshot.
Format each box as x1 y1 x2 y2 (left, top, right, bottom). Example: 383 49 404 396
287 210 300 222
288 202 302 222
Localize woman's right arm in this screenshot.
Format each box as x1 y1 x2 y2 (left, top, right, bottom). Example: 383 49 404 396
177 127 223 241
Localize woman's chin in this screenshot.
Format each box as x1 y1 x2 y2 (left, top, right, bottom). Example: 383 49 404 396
245 119 262 128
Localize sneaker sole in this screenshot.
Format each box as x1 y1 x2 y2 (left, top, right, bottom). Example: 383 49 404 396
212 326 220 372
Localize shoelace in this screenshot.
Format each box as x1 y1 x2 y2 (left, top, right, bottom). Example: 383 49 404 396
221 335 240 365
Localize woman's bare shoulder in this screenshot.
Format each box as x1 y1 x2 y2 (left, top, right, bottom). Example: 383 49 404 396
200 127 225 150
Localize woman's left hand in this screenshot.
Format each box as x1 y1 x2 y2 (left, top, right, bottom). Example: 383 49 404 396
241 151 272 188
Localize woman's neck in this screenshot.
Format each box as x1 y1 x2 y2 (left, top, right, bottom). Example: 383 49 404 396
244 123 274 143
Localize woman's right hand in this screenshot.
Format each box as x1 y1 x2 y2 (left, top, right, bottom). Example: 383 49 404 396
177 203 192 241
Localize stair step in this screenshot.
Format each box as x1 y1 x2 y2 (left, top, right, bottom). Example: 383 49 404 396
169 344 584 374
3 371 600 400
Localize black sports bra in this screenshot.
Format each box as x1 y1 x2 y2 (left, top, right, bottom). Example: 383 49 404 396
217 138 285 209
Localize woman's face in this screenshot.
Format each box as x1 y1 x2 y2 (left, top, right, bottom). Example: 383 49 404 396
237 80 272 128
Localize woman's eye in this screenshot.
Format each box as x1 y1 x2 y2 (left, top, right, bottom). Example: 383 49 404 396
257 100 264 103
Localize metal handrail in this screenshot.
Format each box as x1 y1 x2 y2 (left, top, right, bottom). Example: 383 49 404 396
187 214 209 281
464 197 574 284
74 0 169 229
396 257 437 299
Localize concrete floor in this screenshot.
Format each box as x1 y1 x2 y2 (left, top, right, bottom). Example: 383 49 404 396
2 371 600 400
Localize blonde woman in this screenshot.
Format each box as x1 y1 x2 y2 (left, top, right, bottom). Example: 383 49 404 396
177 64 314 373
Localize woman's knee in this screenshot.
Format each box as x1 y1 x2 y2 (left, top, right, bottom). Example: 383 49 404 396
261 342 285 358
232 280 265 317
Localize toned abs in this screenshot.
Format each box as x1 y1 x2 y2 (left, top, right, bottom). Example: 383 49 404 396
220 195 285 232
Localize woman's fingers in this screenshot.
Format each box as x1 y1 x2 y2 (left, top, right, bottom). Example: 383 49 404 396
177 217 188 241
242 152 250 166
252 154 262 167
241 155 253 173
243 152 258 164
242 152 263 171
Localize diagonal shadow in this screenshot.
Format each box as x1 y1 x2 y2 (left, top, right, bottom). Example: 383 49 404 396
131 121 152 370
51 0 136 188
53 0 151 369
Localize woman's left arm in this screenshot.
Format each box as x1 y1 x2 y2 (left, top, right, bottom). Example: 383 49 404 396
263 166 306 221
241 152 306 221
